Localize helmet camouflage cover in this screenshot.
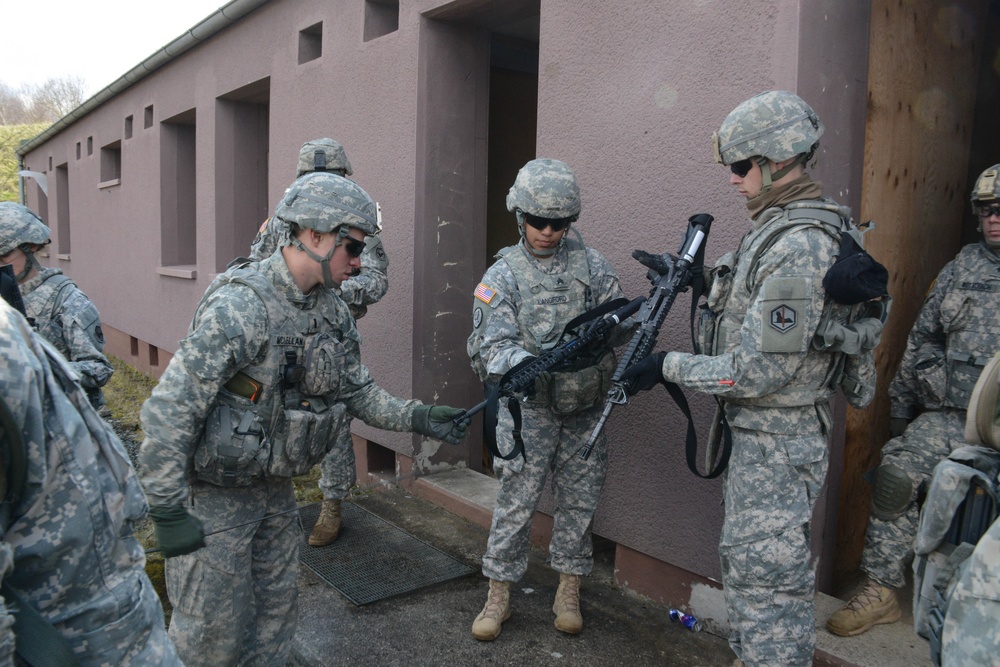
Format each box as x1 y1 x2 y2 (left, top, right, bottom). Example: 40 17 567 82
296 138 353 177
713 90 824 165
0 202 51 256
970 164 1000 206
274 172 379 236
506 158 581 220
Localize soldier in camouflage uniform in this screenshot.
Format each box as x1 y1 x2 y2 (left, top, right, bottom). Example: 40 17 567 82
0 298 180 666
249 138 391 547
622 92 881 667
139 172 467 667
827 163 1000 637
467 159 632 641
0 202 113 411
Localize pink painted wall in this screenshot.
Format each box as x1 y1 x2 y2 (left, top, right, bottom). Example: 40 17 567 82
20 0 870 584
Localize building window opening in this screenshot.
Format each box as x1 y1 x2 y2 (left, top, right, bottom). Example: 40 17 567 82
298 21 323 64
100 140 122 186
364 0 399 42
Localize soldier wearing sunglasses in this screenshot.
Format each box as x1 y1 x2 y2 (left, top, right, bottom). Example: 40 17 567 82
827 164 1000 639
139 172 468 667
467 158 633 641
621 91 877 667
249 138 392 549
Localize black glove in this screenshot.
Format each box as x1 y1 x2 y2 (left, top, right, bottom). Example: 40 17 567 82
619 352 667 395
632 249 676 278
889 417 910 439
525 363 552 399
148 505 206 558
412 405 470 445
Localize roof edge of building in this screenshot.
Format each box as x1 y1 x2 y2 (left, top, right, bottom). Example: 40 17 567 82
16 0 271 157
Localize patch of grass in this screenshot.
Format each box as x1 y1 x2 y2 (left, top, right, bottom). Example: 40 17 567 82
104 355 158 440
293 465 324 503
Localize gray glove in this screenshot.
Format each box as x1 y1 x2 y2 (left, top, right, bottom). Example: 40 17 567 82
412 405 470 445
889 417 910 439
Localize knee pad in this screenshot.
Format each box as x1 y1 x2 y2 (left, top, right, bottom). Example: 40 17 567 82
871 463 915 521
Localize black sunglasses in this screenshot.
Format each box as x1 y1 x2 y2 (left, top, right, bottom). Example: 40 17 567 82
730 159 754 178
524 215 574 233
342 238 366 258
977 204 1000 220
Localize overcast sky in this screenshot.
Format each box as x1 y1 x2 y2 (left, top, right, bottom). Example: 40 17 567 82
3 0 225 98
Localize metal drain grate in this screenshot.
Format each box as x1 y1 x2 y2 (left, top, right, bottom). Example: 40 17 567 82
299 501 476 605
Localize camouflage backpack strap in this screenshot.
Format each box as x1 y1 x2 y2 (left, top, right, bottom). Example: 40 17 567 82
44 273 76 317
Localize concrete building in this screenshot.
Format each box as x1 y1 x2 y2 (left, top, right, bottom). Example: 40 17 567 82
15 0 998 627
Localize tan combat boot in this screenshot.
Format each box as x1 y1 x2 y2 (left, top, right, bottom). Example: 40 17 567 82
307 499 343 547
472 579 511 641
826 578 901 637
553 573 583 634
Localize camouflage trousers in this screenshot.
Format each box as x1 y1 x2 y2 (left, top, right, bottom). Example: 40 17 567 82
318 421 357 500
64 573 182 666
862 409 966 588
720 424 827 667
720 526 817 667
941 515 1000 666
166 478 301 667
482 401 608 582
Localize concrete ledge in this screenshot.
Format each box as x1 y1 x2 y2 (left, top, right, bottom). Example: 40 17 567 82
411 467 497 529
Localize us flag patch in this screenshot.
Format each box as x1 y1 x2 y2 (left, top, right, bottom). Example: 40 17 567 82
475 283 497 304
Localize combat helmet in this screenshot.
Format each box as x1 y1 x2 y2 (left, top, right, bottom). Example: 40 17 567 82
713 90 824 194
971 164 1000 247
0 202 51 281
275 171 378 236
275 172 378 289
506 158 581 256
296 138 353 177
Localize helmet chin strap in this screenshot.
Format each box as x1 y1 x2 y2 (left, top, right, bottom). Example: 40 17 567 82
754 154 807 195
292 237 338 290
16 247 41 282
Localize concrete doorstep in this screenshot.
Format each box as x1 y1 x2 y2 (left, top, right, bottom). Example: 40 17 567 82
291 468 937 667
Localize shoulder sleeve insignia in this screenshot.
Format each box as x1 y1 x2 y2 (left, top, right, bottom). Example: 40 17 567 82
474 283 497 304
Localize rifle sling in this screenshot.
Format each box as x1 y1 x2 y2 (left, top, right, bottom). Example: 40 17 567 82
662 380 732 479
481 383 524 462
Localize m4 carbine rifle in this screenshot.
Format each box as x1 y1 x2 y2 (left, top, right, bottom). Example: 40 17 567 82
580 213 713 460
456 295 645 428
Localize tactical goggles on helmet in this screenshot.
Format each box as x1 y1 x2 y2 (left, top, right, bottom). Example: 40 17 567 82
523 213 575 232
729 158 754 178
977 203 1000 220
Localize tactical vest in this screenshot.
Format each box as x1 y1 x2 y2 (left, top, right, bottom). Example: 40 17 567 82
191 265 350 486
697 199 884 409
25 272 105 359
471 239 614 415
936 245 1000 411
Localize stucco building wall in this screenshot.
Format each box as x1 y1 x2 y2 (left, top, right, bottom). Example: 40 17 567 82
18 0 870 593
